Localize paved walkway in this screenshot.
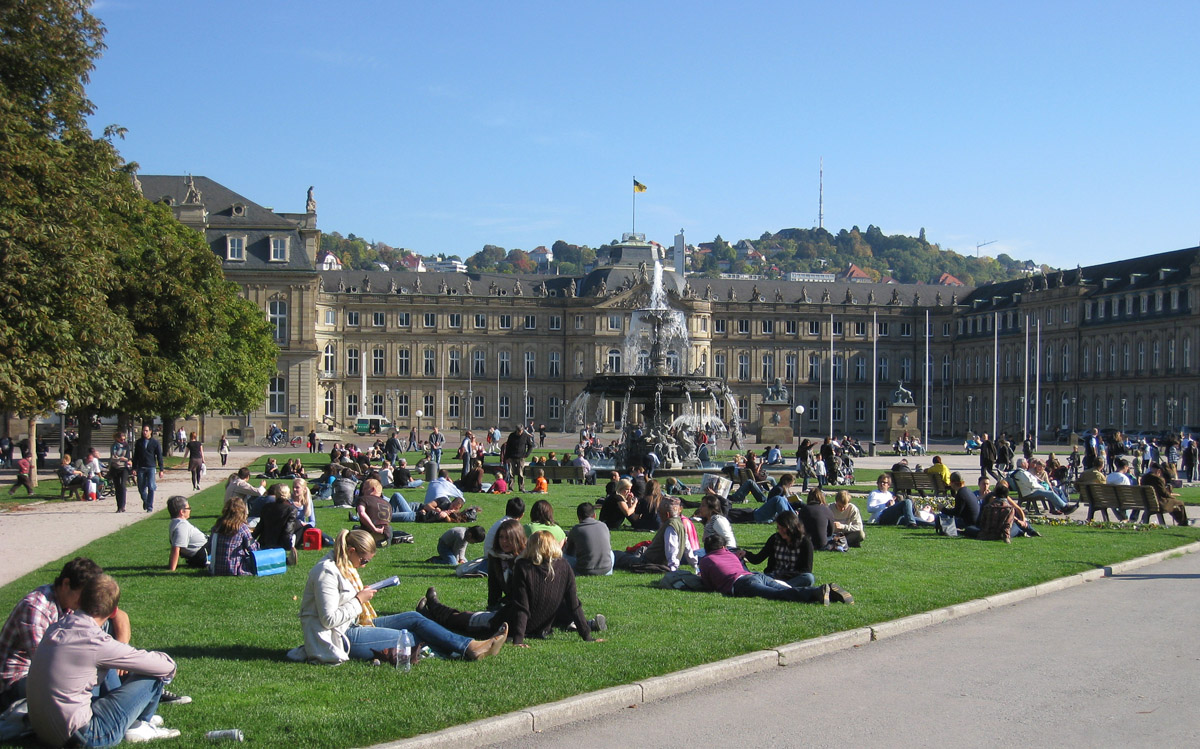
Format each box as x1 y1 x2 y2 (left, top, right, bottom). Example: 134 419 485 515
0 445 288 587
485 550 1200 748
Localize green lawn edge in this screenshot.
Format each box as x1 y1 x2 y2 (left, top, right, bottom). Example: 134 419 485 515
2 454 1197 748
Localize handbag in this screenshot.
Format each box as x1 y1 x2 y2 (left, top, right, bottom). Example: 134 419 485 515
936 512 959 537
250 548 287 577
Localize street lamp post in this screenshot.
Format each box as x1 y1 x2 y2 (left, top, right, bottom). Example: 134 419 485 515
55 399 69 460
967 394 974 436
415 409 423 446
1121 398 1127 432
1071 396 1077 439
794 404 805 444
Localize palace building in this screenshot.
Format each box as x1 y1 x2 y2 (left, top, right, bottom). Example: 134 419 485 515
142 176 1200 445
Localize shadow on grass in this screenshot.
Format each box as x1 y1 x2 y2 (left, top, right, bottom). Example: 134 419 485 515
164 644 290 662
1110 572 1200 580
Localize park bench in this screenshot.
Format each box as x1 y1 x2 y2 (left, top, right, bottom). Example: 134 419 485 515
891 471 950 501
1078 483 1167 524
523 464 586 484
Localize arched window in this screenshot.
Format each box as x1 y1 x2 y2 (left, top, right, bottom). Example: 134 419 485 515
323 389 335 419
268 300 288 343
637 350 650 373
322 343 336 374
607 349 622 373
667 351 680 375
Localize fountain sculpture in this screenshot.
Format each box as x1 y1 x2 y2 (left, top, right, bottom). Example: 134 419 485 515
564 262 739 470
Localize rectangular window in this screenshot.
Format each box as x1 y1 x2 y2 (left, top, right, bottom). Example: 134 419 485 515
423 395 434 418
737 354 750 382
941 322 950 337
808 398 819 422
372 349 384 376
397 394 409 418
757 319 771 335
268 377 285 415
423 349 435 376
397 312 410 327
786 320 798 336
448 313 461 328
397 349 410 376
575 315 584 330
808 320 821 336
499 315 512 330
713 354 726 379
548 396 561 420
700 318 708 332
324 309 336 326
423 313 436 328
524 315 536 330
878 356 889 381
785 354 797 382
832 320 844 336
346 394 358 418
737 397 749 422
608 315 621 331
473 396 485 420
473 350 486 376
448 350 461 376
268 300 288 343
499 396 511 420
714 319 727 334
372 394 384 417
448 396 460 419
900 322 913 337
499 351 511 377
372 312 385 327
475 314 487 329
346 311 360 327
808 354 820 381
855 321 868 337
524 351 535 376
877 321 890 336
760 353 774 382
1171 289 1180 310
854 357 866 382
270 237 288 262
738 319 751 335
346 348 359 376
832 355 843 381
549 315 561 331
549 352 561 377
832 399 843 423
226 236 245 261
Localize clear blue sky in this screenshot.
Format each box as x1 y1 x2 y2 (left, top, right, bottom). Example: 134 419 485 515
88 0 1200 267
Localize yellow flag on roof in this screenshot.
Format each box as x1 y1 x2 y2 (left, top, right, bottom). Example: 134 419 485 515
633 179 647 193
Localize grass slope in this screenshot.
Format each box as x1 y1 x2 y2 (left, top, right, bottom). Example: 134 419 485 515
1 454 1196 747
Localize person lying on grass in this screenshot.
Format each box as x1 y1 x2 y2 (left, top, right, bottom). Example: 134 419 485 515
288 530 505 666
727 473 795 524
417 531 607 647
698 535 853 605
741 511 816 588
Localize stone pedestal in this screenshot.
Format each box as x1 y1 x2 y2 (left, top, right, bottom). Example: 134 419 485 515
758 402 793 445
886 404 920 444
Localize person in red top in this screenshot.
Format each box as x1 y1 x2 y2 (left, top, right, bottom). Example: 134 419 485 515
8 455 33 495
697 536 853 604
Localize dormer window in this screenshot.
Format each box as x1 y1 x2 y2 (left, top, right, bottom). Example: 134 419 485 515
231 202 247 217
270 237 289 262
226 235 246 261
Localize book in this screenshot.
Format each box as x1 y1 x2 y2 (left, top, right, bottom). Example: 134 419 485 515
366 575 400 591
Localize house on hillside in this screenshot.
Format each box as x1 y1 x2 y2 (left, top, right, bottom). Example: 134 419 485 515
399 254 426 273
936 272 965 286
316 249 343 270
530 246 553 271
841 263 873 283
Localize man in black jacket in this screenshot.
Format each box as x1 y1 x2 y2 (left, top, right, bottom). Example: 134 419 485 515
131 425 163 513
503 425 534 492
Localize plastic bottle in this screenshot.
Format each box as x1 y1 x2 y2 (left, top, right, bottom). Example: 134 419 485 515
205 730 244 741
397 630 414 672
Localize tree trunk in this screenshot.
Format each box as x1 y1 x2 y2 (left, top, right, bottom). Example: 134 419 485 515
27 416 38 488
77 409 95 458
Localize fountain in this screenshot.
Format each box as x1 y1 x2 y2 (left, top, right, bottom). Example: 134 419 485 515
565 261 739 471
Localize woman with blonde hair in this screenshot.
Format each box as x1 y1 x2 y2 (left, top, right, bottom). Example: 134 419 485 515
291 477 315 527
288 529 505 665
830 490 864 547
420 530 607 647
208 497 258 576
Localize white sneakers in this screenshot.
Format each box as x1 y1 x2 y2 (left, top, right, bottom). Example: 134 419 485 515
124 718 180 743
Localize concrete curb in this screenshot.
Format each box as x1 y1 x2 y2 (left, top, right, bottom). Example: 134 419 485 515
378 540 1200 749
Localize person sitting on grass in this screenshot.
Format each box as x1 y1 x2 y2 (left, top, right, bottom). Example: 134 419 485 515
291 478 316 528
615 497 697 572
225 467 267 508
488 470 509 494
478 503 529 601
355 478 394 547
418 531 607 647
261 458 281 479
630 479 667 531
523 499 566 546
699 535 852 605
941 472 982 531
866 473 931 527
663 476 691 495
830 490 865 547
166 496 208 571
530 468 549 494
254 483 301 565
742 511 816 588
208 497 258 576
26 573 181 746
599 478 638 529
694 494 737 550
798 488 839 550
977 481 1040 540
288 530 505 666
727 473 795 524
564 502 614 576
430 525 487 565
456 459 485 493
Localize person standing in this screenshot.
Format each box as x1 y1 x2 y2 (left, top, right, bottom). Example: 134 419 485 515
185 432 204 491
385 431 401 465
107 431 131 513
218 435 230 467
429 426 445 466
308 429 318 454
132 425 163 513
979 432 1000 481
504 425 535 492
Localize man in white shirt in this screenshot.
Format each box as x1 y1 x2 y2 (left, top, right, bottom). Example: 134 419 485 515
1008 458 1079 515
424 469 465 504
1104 457 1135 521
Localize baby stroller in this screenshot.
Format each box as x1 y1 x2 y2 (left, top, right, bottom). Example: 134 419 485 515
831 454 856 485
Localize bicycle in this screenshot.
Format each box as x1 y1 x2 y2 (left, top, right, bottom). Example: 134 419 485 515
257 434 304 448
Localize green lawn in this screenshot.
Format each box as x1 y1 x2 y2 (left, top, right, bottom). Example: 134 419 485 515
2 454 1196 747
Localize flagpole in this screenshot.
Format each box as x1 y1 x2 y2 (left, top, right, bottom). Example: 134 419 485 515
632 176 636 234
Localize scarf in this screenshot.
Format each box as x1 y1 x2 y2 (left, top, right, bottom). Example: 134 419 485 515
346 565 377 626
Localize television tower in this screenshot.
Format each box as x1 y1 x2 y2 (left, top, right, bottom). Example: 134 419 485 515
818 158 824 230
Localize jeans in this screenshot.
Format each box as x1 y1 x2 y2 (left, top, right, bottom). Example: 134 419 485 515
135 468 156 511
388 493 417 522
71 674 163 748
732 572 824 602
753 495 792 523
435 537 459 565
431 448 443 466
1026 488 1067 511
730 479 766 503
781 572 816 588
347 612 471 660
875 498 922 526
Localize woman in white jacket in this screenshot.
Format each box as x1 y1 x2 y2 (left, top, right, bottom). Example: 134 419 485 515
289 529 505 665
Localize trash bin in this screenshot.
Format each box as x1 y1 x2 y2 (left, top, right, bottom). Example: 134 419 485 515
869 442 877 457
425 461 438 482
